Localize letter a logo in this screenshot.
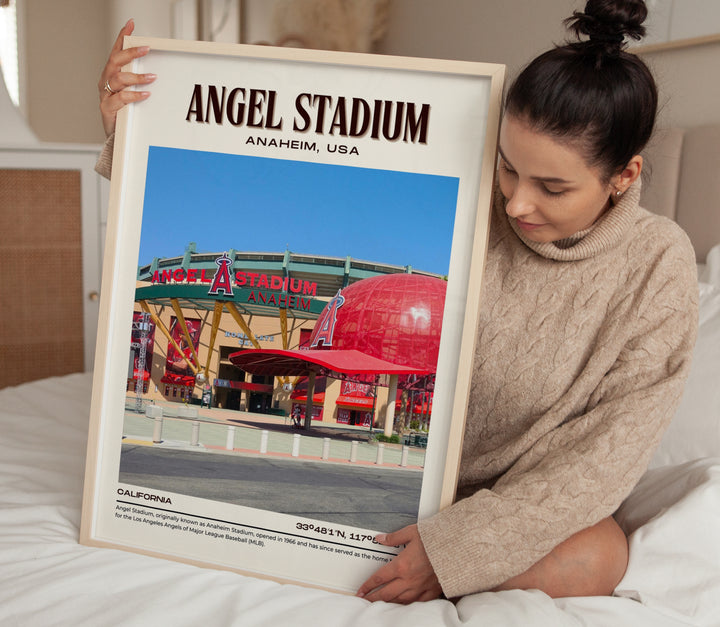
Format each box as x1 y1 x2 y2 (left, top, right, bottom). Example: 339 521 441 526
208 253 234 296
310 290 345 348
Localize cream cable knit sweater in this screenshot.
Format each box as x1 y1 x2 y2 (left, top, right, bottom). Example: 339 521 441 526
95 134 113 180
418 181 698 598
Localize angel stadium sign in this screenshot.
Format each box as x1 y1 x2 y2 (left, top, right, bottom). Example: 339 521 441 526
137 252 327 318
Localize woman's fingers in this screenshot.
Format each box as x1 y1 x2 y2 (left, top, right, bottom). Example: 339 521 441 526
100 87 151 112
99 84 152 136
98 47 151 98
357 561 399 600
107 46 151 76
98 18 150 99
104 71 156 95
356 525 442 604
111 18 135 54
375 526 415 547
98 19 155 137
98 18 137 89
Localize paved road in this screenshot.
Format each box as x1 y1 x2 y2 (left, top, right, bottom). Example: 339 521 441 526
119 443 423 533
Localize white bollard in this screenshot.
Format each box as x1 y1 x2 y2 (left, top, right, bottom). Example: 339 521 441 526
190 421 200 446
350 440 358 463
376 443 385 465
178 405 198 419
225 426 236 451
146 405 163 418
322 437 331 461
152 416 163 444
400 445 409 467
292 433 301 457
260 429 269 454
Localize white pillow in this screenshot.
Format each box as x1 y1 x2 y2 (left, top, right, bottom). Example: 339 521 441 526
649 243 720 468
698 243 720 287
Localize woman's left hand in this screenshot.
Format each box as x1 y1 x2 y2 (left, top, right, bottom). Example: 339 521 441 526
98 19 155 137
356 524 442 603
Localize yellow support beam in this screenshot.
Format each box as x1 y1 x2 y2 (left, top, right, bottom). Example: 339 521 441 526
204 301 225 379
279 308 290 385
279 308 289 349
170 298 201 372
139 300 198 375
224 302 261 349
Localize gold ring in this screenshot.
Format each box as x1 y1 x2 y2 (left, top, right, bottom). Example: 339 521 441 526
104 79 118 95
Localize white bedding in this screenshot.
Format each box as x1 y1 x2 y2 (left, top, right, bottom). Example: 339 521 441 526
1 373 719 627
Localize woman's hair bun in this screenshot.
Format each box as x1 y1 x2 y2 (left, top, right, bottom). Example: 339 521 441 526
565 0 648 51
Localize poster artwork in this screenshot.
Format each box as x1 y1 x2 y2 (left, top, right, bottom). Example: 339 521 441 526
81 37 504 594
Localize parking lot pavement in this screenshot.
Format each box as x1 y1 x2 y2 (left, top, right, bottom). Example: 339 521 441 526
119 441 422 532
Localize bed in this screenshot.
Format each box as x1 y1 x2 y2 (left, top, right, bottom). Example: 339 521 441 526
2 127 720 626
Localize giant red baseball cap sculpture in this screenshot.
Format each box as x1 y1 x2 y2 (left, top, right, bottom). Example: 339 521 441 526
229 272 446 379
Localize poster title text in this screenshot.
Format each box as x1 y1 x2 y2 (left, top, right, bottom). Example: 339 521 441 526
185 84 430 144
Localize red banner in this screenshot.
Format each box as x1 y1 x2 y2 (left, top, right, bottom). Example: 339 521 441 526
336 395 374 409
165 316 200 377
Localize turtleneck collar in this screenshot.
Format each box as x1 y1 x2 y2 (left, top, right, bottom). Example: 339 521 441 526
503 179 642 261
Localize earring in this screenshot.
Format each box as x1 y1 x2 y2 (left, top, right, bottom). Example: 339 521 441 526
615 190 622 197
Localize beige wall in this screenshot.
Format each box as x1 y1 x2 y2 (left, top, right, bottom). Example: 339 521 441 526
378 0 574 81
378 0 720 131
24 0 108 143
18 1 720 144
23 0 179 144
639 40 720 129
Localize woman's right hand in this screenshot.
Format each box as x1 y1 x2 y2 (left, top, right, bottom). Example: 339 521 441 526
98 18 156 137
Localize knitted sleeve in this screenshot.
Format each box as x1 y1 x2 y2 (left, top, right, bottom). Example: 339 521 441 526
417 234 698 598
94 133 114 180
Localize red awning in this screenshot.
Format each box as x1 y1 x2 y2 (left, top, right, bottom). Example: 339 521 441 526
290 392 326 404
213 380 274 393
336 395 374 409
160 373 195 387
229 348 431 378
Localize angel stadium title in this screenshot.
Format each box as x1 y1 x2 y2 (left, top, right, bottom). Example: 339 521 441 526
184 84 431 144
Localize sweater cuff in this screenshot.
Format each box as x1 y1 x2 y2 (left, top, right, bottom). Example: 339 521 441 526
417 495 520 598
94 133 115 180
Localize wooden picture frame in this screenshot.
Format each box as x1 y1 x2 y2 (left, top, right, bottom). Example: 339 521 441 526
80 36 504 594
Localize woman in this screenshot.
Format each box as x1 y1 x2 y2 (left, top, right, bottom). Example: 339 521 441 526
356 0 697 603
97 0 698 604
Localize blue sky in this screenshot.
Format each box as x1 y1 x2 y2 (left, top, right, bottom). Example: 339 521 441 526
138 146 459 275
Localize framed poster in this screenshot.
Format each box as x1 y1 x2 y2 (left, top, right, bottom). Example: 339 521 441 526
80 36 504 594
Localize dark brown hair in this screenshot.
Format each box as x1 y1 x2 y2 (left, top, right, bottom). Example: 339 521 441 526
505 0 657 182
